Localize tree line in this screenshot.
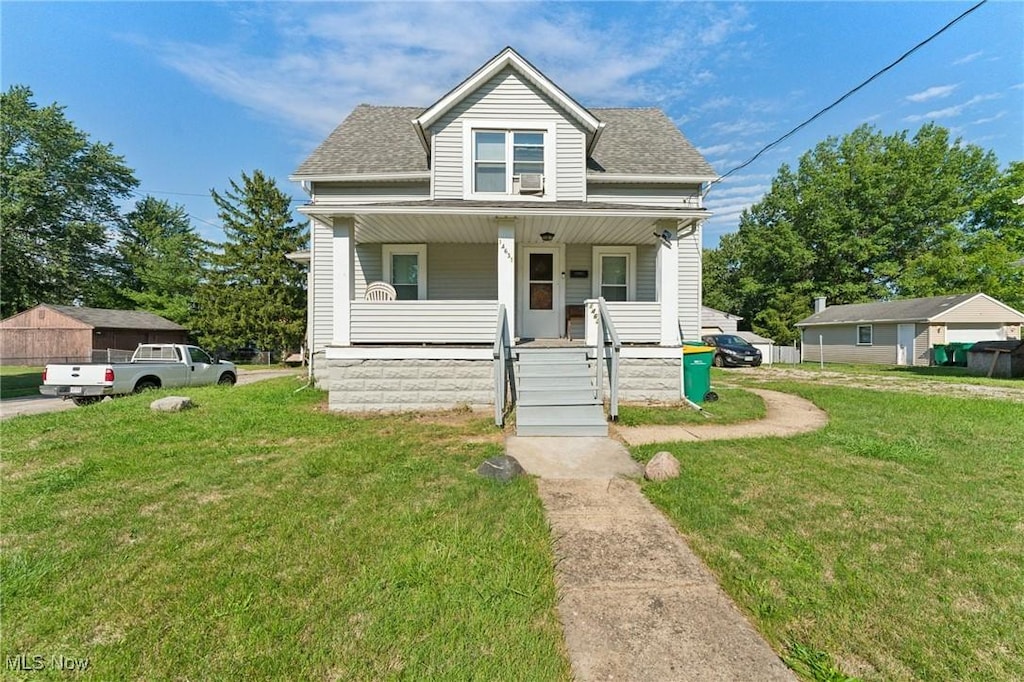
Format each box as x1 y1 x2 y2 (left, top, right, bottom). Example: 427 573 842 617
1 85 307 357
704 124 1023 343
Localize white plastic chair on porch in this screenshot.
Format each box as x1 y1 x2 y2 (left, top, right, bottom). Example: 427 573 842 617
364 281 398 301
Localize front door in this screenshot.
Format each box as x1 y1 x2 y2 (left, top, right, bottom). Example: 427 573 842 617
519 246 561 339
897 324 915 366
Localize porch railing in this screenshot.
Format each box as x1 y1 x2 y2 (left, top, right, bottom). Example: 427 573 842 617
591 297 622 421
350 300 498 344
492 304 513 427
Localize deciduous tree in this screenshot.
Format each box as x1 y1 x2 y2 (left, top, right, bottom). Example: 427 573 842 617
702 124 1005 342
1 85 137 317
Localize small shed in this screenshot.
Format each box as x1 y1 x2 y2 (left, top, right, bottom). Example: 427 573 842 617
0 304 188 366
966 340 1024 379
701 306 741 335
796 293 1024 367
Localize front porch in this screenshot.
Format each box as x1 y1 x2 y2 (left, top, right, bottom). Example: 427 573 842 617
301 202 704 430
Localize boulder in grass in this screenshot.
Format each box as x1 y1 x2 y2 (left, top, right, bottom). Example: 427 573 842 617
477 455 524 483
150 396 195 413
644 451 680 481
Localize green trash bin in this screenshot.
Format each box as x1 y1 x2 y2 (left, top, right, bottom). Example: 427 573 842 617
948 342 970 367
932 344 949 366
682 345 715 403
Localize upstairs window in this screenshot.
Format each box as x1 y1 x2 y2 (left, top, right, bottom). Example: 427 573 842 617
473 130 545 194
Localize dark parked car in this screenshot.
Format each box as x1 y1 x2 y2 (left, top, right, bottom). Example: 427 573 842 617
701 334 763 368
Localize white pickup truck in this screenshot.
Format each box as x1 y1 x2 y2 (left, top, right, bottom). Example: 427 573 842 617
40 344 236 406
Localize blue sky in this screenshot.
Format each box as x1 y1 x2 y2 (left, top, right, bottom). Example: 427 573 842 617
3 1 1022 248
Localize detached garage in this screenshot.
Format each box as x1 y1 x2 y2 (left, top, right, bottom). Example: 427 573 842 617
796 293 1024 367
0 304 188 366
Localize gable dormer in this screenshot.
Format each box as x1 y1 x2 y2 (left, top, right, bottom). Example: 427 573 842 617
413 47 604 202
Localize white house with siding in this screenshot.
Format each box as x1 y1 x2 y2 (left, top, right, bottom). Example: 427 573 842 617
290 47 717 434
796 293 1024 367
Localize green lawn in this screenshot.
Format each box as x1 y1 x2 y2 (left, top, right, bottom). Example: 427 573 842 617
795 361 1023 388
633 383 1024 681
617 387 766 426
0 365 43 399
1 380 569 680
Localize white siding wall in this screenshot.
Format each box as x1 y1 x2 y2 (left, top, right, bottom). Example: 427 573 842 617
636 245 657 302
586 185 702 208
429 67 587 200
351 301 498 343
353 244 381 301
313 182 429 204
677 224 702 342
427 244 498 300
311 220 335 350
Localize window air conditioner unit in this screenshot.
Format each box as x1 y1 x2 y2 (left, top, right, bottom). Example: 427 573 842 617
518 173 544 194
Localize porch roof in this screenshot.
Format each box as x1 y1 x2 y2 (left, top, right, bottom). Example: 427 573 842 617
299 198 708 220
300 199 708 244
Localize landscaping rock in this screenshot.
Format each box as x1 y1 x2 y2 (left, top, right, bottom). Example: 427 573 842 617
150 396 195 413
644 451 680 481
477 455 524 483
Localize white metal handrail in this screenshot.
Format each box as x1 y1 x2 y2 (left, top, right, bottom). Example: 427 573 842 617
492 303 512 427
593 297 622 421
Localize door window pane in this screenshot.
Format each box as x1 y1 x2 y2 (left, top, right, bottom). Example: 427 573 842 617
530 253 553 280
391 254 419 300
530 283 553 310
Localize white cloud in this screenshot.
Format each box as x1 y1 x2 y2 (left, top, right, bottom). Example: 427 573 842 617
903 93 1002 123
974 111 1006 125
133 2 758 137
953 51 983 65
906 84 958 103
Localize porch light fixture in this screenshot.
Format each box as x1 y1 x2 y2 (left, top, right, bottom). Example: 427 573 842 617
654 229 673 246
540 231 555 242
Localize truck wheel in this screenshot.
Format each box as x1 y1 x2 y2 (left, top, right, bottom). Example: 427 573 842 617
134 379 159 394
218 373 237 386
72 397 103 407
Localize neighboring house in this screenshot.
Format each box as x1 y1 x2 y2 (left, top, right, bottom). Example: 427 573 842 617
700 306 741 335
290 47 716 431
796 293 1024 367
0 304 188 365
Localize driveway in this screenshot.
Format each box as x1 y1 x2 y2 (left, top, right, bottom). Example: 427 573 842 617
0 368 300 421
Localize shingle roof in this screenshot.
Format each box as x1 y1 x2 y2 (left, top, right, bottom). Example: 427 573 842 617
294 105 428 176
293 105 716 178
796 293 984 326
588 108 716 177
48 305 186 331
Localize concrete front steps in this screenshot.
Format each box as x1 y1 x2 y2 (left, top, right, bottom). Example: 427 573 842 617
515 347 608 437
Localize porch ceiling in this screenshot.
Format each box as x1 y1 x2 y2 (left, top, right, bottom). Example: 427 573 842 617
353 212 692 244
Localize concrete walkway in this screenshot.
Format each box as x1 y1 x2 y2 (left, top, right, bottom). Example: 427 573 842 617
505 390 818 681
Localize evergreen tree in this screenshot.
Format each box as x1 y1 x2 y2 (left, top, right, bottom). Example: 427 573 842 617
193 170 306 357
116 196 207 326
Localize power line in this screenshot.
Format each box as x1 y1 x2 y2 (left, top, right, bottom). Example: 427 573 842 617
705 0 988 195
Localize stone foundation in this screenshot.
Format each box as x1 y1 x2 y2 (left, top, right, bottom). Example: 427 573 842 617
319 358 494 412
601 357 681 403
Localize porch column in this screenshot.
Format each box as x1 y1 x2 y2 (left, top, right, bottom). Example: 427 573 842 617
332 216 354 346
656 219 680 346
496 218 516 337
